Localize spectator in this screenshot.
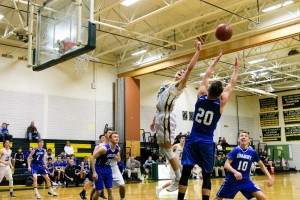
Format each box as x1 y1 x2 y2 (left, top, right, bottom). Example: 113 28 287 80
54 156 65 185
64 141 74 156
126 156 142 181
14 147 25 168
156 155 165 164
221 137 230 151
46 157 56 185
80 156 90 180
143 156 156 177
70 154 77 166
173 132 182 145
58 150 66 162
65 159 80 187
214 155 226 177
45 149 54 162
1 123 13 141
27 121 41 141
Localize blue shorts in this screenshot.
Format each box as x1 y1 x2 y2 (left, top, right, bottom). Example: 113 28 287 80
181 139 215 173
216 178 261 199
94 167 113 191
31 163 48 175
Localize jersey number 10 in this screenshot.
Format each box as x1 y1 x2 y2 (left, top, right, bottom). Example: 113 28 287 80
195 108 214 125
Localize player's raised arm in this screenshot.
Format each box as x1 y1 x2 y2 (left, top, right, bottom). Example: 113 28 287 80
257 160 274 187
220 55 240 112
175 38 202 91
197 51 223 99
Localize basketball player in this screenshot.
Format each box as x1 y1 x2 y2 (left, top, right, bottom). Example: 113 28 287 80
0 140 16 197
156 135 185 198
214 131 274 200
80 134 107 200
27 139 58 199
90 131 120 200
150 38 203 192
178 52 240 200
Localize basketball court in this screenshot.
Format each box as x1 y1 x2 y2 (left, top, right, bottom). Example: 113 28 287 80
1 0 300 200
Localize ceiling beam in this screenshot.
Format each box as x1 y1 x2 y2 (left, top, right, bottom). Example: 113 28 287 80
118 22 300 78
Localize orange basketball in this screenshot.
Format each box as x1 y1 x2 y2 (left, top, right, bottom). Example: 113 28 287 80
215 24 233 41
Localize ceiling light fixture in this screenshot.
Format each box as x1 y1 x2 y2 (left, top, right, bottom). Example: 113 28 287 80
131 49 147 56
248 58 267 64
121 0 140 7
0 14 4 20
262 0 294 12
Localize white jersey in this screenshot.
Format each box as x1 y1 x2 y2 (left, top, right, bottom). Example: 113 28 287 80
156 81 182 114
0 148 11 167
174 144 184 162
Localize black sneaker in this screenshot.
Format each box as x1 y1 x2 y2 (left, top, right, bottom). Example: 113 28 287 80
99 191 108 200
10 192 16 197
80 190 87 200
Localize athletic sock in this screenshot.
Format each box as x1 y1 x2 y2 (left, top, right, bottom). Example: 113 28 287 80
178 192 185 200
10 187 13 192
203 195 209 200
34 187 38 194
174 169 181 181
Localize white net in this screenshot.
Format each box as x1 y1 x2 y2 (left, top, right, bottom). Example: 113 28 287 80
74 53 91 73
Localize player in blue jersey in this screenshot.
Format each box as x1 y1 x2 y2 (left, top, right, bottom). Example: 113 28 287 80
90 131 120 200
27 139 58 199
46 157 56 185
178 52 240 200
214 131 274 200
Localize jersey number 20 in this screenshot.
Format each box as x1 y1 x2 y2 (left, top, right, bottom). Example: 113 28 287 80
195 108 214 125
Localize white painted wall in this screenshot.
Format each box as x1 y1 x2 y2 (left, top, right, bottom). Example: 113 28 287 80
0 46 117 140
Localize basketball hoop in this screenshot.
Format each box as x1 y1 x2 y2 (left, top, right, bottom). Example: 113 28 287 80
74 53 91 73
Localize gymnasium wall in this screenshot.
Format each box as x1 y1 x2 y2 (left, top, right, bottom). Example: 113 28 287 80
0 46 117 141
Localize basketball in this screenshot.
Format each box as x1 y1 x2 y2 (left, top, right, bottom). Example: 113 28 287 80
215 23 233 41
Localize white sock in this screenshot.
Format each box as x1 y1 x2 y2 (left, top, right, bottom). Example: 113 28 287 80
34 187 38 194
10 187 13 192
174 169 181 181
49 187 53 193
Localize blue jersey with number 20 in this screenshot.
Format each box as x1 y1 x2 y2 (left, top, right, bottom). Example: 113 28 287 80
226 146 260 182
190 95 221 142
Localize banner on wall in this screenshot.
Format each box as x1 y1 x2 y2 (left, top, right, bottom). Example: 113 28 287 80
259 112 279 127
283 109 300 125
262 128 281 142
259 98 278 112
282 94 300 109
285 126 300 141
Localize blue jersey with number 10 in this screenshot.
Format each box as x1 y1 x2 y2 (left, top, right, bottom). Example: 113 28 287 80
190 95 221 142
226 146 260 182
32 148 45 164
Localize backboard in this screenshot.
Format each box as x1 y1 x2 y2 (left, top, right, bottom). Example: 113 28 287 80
33 0 96 71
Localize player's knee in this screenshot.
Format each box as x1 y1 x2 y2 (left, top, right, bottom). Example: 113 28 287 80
202 172 211 190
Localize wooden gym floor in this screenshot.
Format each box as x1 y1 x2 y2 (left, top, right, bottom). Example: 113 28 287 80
0 172 299 199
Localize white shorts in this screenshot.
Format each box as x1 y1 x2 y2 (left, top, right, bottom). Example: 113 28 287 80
111 165 124 188
0 165 13 182
155 113 176 144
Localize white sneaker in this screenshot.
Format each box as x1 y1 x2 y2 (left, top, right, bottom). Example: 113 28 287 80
52 181 58 186
166 181 178 192
48 188 58 196
35 193 42 199
58 181 62 185
156 186 162 198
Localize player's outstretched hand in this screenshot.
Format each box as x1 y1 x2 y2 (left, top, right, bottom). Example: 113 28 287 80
233 171 242 180
234 54 240 69
267 176 274 187
194 37 203 52
150 122 155 132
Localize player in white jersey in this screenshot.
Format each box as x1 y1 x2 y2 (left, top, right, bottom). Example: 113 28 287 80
150 38 203 192
0 140 16 197
156 136 185 198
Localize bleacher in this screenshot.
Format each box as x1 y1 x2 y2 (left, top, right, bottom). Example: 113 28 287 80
1 138 96 186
